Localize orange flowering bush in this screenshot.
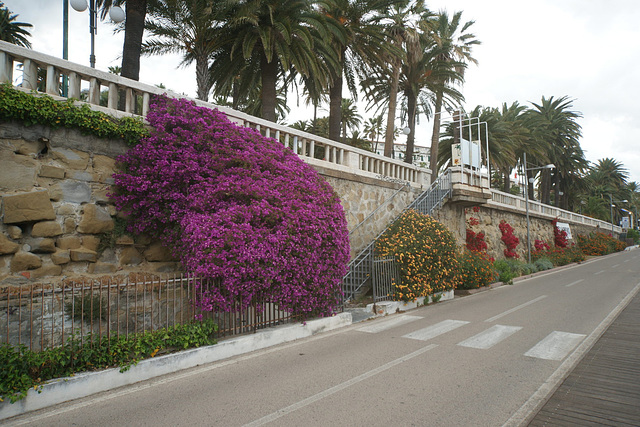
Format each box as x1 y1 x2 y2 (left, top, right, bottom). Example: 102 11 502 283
376 210 458 301
456 250 496 290
577 232 626 255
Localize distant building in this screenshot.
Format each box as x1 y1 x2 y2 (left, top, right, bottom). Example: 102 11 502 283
373 143 430 168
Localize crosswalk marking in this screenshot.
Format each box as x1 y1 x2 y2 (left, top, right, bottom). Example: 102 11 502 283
485 295 547 322
457 325 522 349
356 315 423 333
565 279 584 288
524 331 586 361
402 319 469 341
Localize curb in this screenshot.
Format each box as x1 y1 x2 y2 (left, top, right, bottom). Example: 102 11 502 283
364 290 455 317
0 312 352 421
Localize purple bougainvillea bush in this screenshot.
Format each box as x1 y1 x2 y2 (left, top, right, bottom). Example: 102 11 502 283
112 95 350 317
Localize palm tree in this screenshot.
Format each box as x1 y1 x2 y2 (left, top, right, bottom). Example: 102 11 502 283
97 0 149 81
0 2 32 48
378 0 424 158
143 0 228 101
220 0 336 122
340 98 362 142
527 96 583 205
363 114 384 153
320 0 393 142
426 10 479 178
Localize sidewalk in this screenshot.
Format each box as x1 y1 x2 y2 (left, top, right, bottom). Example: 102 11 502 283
528 289 640 426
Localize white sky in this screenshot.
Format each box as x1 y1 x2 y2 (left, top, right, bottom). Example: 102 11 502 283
7 0 640 183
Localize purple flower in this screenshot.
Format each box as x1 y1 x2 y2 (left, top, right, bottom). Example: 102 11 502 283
111 95 349 317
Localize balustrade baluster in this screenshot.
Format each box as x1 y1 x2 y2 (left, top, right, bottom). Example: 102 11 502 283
45 65 59 95
22 59 38 90
107 83 118 109
0 51 12 83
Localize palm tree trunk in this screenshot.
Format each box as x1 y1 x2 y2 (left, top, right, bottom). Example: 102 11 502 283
429 90 444 178
384 58 401 158
195 54 209 101
329 78 342 142
120 0 147 81
260 55 278 122
405 92 417 164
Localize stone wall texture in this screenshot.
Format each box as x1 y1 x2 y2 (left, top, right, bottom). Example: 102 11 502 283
0 122 180 287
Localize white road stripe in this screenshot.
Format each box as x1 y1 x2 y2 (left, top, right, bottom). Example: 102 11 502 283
485 295 548 322
524 331 586 361
402 319 469 341
243 344 438 426
565 279 584 288
595 270 606 275
356 315 423 333
457 325 522 350
612 264 620 268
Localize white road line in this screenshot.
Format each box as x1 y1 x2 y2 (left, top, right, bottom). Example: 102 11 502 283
402 319 469 341
595 270 606 275
524 331 586 361
356 315 422 333
565 279 584 288
243 344 438 427
485 295 548 323
612 264 620 268
457 325 522 350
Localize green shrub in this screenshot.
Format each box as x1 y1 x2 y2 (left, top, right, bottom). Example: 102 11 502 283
493 258 523 285
626 229 639 244
0 83 148 146
534 258 554 271
376 210 458 301
521 263 538 275
533 246 585 266
0 319 217 404
456 250 496 290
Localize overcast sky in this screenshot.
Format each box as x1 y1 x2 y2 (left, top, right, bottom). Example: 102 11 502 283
8 0 640 184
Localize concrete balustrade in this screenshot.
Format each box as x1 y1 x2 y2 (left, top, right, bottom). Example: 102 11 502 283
490 189 621 233
0 40 428 189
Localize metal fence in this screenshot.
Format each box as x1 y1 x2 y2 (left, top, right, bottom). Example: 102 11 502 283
0 273 310 352
372 257 400 302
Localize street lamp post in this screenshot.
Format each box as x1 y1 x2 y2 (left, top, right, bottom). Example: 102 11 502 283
608 194 628 233
70 0 125 68
523 152 555 263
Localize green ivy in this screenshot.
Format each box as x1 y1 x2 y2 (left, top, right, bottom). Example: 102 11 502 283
0 83 148 146
0 319 217 404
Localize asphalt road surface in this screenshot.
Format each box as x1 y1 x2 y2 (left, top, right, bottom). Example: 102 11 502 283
7 249 640 427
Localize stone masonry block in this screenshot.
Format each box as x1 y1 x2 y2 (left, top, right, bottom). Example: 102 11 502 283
69 247 97 262
39 165 65 179
0 234 19 255
10 251 42 272
77 204 114 234
2 191 56 224
32 220 63 237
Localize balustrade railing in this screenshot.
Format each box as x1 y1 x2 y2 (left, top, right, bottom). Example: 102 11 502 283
490 189 622 233
0 40 428 188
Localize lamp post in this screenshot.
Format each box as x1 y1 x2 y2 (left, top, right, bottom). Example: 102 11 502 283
608 194 628 234
523 152 555 263
621 208 633 231
70 0 125 68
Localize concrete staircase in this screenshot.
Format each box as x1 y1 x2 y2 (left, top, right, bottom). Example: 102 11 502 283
342 170 452 302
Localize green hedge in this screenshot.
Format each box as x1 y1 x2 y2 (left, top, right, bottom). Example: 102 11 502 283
0 319 217 404
0 83 148 146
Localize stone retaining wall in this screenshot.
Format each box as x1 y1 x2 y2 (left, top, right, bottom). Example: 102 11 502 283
0 122 179 287
432 202 609 261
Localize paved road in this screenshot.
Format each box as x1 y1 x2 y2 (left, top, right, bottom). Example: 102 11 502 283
7 249 640 427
